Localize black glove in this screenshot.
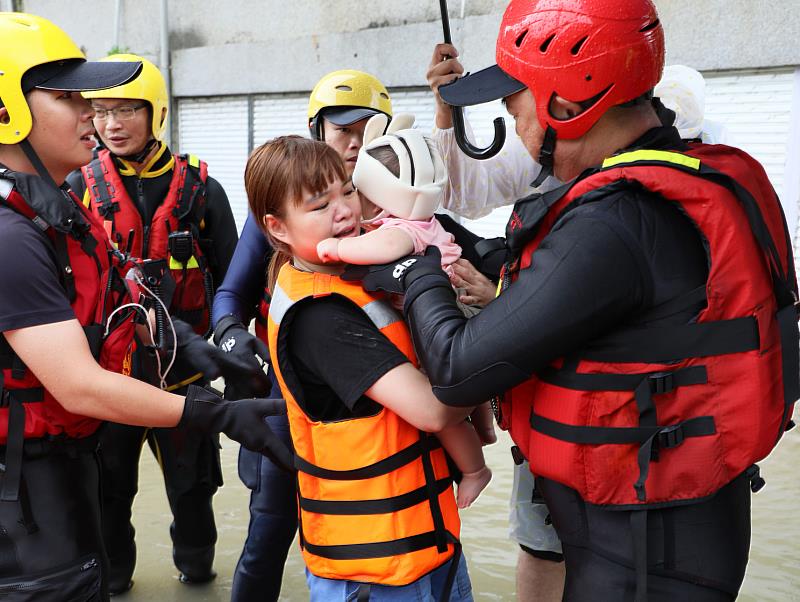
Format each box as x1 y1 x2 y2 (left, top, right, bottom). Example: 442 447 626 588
180 385 295 472
341 246 453 310
213 315 271 399
169 318 256 383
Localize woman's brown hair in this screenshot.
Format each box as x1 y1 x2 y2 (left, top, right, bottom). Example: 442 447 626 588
244 135 347 291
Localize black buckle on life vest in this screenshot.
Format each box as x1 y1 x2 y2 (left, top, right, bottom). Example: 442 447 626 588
745 464 766 493
648 371 675 395
656 423 685 450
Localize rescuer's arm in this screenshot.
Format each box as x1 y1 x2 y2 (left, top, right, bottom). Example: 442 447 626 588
211 213 271 327
202 176 239 288
5 319 287 457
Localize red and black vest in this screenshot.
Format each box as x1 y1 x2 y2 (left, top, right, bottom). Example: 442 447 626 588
498 145 798 508
0 171 139 503
81 148 213 336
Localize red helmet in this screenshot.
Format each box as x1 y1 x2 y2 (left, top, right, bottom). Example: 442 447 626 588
496 0 665 140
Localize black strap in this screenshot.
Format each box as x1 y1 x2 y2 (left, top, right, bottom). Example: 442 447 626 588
356 584 371 601
581 317 759 363
776 304 800 441
418 434 449 553
474 237 506 260
531 413 716 446
539 364 708 393
88 159 118 219
439 535 462 602
294 436 442 481
0 396 26 501
302 529 447 561
298 478 452 516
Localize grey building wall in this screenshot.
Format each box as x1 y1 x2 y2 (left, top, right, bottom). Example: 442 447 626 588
19 0 800 96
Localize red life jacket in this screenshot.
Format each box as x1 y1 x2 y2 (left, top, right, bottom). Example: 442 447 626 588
0 171 139 500
498 145 799 508
81 148 213 336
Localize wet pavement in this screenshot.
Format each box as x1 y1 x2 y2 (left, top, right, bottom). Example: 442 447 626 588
116 429 800 601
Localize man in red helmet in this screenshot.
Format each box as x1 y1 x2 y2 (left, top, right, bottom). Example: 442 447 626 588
348 0 799 599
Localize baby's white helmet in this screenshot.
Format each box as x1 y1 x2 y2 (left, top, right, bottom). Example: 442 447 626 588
353 113 447 221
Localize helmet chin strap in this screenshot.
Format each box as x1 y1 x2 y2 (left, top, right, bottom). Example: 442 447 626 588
19 138 63 191
531 125 556 188
116 137 159 164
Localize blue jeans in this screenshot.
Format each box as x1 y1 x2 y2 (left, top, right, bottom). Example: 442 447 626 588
305 552 473 601
231 412 297 602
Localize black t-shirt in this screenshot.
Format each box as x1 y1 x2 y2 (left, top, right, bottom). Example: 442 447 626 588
285 294 409 422
0 205 74 333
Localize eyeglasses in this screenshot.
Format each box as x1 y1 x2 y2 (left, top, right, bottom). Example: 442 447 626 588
92 105 147 121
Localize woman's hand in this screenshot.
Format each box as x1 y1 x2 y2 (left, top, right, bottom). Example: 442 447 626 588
450 259 496 307
316 238 341 263
427 43 465 130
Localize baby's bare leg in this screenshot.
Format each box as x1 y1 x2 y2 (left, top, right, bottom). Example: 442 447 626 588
470 402 497 445
438 421 492 508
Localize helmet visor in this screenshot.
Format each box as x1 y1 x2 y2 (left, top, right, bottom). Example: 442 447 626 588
22 59 142 94
322 106 382 126
439 64 526 107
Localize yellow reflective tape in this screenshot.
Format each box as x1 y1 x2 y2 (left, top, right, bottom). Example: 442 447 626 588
602 150 701 171
82 187 91 208
165 371 203 391
169 255 200 270
188 154 200 168
495 279 503 298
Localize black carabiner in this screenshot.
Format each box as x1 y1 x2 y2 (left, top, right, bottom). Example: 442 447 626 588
439 0 507 160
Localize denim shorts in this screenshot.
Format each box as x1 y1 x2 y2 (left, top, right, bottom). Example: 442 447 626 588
305 551 473 601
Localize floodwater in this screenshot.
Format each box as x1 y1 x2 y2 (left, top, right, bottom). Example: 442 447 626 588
116 429 800 601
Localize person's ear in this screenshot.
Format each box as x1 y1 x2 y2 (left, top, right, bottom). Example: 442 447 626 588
264 214 289 245
0 106 9 125
549 95 584 121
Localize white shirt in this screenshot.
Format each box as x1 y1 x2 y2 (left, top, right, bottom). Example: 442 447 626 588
432 124 562 220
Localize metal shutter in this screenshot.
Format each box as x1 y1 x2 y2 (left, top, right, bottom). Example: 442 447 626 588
705 69 794 198
177 96 250 232
252 94 309 146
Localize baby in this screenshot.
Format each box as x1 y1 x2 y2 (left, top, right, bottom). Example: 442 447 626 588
317 113 493 508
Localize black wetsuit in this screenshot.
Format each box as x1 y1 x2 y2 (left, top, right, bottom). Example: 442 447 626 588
67 145 238 589
403 127 751 600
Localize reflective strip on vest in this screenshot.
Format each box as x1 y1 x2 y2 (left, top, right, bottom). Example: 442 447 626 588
603 150 701 171
168 255 200 270
270 281 402 331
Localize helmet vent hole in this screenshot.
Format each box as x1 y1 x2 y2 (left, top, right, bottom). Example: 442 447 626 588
515 30 528 48
380 92 389 99
585 74 592 81
539 33 555 52
570 36 588 56
639 19 660 32
335 85 353 92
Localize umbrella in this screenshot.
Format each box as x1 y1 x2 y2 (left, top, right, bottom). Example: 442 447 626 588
438 0 506 160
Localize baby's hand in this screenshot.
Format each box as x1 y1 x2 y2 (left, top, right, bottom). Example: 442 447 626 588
316 238 341 263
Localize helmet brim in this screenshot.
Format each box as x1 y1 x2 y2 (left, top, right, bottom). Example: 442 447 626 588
322 106 382 126
25 59 142 93
439 64 526 107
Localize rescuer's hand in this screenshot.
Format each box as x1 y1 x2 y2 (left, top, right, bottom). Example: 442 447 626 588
342 245 449 293
180 385 294 471
213 315 271 399
171 318 257 384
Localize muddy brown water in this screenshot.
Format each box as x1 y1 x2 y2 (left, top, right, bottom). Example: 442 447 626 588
114 430 799 601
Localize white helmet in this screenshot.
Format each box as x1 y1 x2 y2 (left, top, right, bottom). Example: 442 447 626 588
655 64 706 140
352 113 447 222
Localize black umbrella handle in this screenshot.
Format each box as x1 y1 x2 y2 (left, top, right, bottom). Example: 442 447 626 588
438 0 506 160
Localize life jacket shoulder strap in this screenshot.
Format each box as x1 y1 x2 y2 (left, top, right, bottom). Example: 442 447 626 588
173 154 208 231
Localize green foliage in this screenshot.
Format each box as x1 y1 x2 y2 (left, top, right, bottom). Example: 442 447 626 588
107 45 131 56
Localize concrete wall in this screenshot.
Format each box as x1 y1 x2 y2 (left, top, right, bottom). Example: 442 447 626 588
19 0 800 96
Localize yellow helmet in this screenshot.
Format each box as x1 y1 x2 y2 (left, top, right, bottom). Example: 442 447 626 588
307 69 393 141
0 13 141 144
83 54 169 141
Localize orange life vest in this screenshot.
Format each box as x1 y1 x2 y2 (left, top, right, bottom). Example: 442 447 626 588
81 148 213 336
0 171 139 500
498 145 798 508
266 263 460 586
